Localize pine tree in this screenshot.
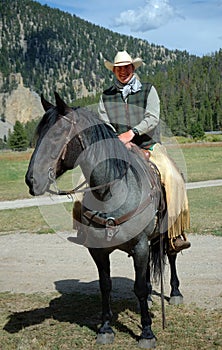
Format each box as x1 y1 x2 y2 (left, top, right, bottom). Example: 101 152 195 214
190 122 205 141
8 121 28 151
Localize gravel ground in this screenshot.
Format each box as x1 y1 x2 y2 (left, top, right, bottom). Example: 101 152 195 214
0 232 221 310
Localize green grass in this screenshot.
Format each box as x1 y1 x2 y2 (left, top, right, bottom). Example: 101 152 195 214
187 186 222 236
0 151 31 200
1 145 222 201
0 151 81 201
182 145 222 182
0 207 50 233
0 292 221 350
165 143 222 182
0 203 74 234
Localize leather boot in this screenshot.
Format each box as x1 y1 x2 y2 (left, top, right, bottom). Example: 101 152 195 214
171 236 191 253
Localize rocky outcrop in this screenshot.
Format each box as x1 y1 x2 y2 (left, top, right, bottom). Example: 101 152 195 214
0 74 44 126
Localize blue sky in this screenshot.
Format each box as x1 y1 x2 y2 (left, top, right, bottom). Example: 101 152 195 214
37 0 222 56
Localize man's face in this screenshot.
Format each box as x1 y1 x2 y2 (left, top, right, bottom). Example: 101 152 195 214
113 64 135 84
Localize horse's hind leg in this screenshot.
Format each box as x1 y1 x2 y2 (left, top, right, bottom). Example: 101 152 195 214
88 248 115 344
146 251 153 309
135 253 153 314
167 252 183 305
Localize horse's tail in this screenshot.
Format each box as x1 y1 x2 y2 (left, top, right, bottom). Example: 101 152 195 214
150 234 167 283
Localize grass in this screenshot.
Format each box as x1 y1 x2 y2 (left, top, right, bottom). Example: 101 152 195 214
0 292 221 350
0 206 51 233
0 151 81 201
182 144 222 182
165 142 222 182
0 151 32 201
0 145 222 201
187 186 222 236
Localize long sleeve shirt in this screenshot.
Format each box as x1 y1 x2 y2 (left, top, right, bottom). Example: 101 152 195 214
98 85 160 136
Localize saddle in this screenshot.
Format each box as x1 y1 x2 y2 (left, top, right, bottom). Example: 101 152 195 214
73 147 166 237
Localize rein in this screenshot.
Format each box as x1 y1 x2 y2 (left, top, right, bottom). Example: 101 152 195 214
47 167 120 196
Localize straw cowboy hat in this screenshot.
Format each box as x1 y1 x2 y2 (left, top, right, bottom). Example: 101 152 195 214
104 50 144 71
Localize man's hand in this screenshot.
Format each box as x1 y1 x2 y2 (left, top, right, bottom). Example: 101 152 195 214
118 130 135 144
124 141 134 150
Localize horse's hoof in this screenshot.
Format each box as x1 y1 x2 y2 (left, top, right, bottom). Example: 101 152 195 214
96 332 115 345
138 337 156 349
169 295 183 305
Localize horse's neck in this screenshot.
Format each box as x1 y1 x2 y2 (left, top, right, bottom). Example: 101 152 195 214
81 158 144 217
81 159 119 199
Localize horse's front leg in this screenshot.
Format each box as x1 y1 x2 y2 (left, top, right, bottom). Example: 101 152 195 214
88 248 115 345
133 239 156 349
167 252 183 305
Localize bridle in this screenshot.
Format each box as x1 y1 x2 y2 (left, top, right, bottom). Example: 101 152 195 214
46 108 85 196
46 109 125 197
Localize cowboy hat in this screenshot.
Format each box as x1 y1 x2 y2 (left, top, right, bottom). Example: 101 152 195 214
104 50 143 71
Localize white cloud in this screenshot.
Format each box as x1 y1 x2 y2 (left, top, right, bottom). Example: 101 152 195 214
113 0 178 32
37 0 222 56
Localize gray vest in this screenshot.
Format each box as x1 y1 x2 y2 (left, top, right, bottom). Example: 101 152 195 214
102 83 160 148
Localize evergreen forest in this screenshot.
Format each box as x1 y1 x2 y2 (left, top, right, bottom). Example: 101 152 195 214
0 0 222 144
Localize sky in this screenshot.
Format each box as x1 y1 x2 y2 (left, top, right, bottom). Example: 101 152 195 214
37 0 222 57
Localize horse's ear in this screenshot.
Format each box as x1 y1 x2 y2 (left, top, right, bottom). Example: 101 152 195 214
54 91 71 115
41 94 54 111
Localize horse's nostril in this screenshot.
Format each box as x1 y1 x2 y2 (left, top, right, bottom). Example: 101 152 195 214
25 172 35 191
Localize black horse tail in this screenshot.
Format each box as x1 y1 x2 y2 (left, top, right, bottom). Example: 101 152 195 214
150 234 167 283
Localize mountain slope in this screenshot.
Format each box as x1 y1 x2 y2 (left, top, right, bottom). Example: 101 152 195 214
0 0 190 102
0 0 221 136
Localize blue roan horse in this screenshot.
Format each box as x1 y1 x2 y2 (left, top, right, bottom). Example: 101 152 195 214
25 92 184 348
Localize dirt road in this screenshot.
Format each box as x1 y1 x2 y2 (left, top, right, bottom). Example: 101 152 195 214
0 232 221 310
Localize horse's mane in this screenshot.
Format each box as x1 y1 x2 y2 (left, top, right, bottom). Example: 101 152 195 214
76 107 132 180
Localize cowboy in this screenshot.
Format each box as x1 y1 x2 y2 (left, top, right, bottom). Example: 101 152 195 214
98 50 191 252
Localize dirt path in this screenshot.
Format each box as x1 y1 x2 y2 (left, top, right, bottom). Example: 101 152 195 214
0 232 221 310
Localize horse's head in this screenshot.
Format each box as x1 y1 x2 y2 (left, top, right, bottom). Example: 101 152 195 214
26 91 131 197
25 92 83 196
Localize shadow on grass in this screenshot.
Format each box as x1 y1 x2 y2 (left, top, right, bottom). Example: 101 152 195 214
3 277 168 340
2 278 133 336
